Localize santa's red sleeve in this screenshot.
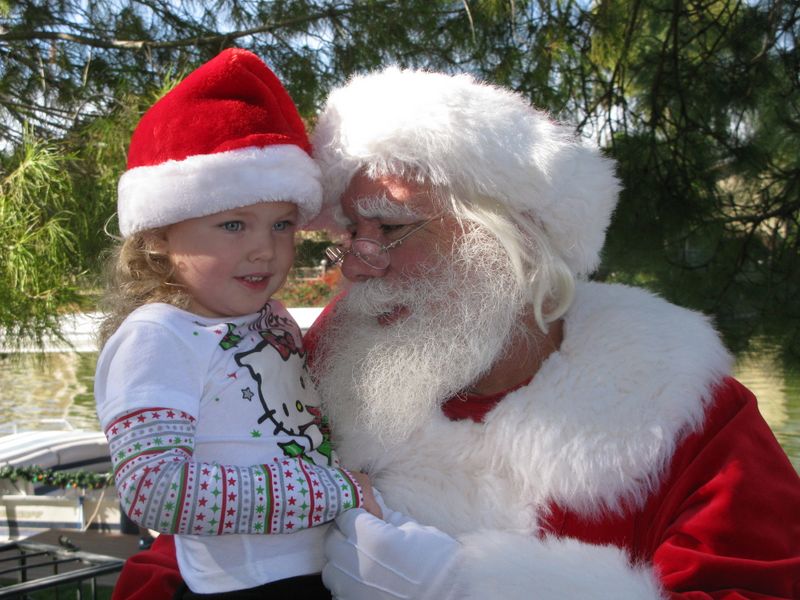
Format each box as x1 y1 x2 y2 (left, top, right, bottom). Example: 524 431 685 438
649 377 800 597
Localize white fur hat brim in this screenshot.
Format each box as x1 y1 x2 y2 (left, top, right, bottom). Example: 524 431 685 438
118 144 322 236
312 67 619 276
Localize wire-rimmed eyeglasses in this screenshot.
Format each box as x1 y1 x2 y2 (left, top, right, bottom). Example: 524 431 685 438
324 216 440 270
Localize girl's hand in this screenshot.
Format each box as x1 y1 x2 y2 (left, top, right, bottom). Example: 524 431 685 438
351 471 383 519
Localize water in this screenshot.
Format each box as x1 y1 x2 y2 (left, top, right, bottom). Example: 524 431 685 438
0 352 99 432
1 340 799 473
732 339 800 473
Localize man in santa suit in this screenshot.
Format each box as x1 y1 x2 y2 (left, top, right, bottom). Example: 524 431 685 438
307 67 800 599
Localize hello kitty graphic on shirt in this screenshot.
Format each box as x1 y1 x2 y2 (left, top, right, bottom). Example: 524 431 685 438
231 304 333 465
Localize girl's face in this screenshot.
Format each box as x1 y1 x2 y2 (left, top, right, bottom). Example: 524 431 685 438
160 201 298 318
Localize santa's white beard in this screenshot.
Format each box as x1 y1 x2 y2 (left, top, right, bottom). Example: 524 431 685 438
314 228 526 448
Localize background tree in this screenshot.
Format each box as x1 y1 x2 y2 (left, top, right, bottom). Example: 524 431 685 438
1 0 797 355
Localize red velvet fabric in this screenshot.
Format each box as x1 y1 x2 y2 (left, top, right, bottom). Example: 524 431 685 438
539 378 800 598
441 377 533 423
127 48 312 170
112 534 181 600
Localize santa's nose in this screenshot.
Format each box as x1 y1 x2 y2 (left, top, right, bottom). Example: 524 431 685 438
341 253 387 282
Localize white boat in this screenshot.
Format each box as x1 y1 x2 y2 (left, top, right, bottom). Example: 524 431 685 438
0 420 120 541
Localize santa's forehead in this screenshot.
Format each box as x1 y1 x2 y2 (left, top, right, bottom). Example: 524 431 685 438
344 173 432 211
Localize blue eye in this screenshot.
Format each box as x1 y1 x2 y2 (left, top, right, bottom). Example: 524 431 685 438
220 221 243 232
273 220 294 232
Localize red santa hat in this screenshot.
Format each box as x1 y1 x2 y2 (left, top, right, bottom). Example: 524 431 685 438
312 67 619 277
118 48 321 237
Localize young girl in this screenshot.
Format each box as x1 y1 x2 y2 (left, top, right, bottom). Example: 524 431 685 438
94 48 377 599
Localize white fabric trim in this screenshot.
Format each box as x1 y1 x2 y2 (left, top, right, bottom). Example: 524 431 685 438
455 530 666 600
118 144 321 235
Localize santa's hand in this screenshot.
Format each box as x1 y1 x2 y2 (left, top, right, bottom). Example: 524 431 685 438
322 509 461 600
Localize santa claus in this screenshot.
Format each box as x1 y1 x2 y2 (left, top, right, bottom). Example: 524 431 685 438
308 67 800 599
110 67 799 600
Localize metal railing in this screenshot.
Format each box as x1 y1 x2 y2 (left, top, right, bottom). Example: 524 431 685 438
0 540 123 599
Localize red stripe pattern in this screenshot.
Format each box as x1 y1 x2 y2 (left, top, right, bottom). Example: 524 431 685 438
105 407 362 535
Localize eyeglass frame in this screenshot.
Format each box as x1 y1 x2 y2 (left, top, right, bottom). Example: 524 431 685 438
324 215 441 270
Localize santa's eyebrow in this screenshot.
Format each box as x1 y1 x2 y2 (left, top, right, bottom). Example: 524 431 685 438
356 194 422 220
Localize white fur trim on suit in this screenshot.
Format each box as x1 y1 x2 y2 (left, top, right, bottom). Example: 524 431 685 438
312 67 620 276
481 281 733 516
118 144 322 236
455 530 666 600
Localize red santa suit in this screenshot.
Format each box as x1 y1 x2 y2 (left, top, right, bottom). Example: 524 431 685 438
314 281 800 599
111 281 800 599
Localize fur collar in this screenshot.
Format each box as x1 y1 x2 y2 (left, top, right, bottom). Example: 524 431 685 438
482 281 732 515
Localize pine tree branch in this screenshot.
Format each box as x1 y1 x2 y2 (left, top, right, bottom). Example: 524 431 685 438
0 4 382 50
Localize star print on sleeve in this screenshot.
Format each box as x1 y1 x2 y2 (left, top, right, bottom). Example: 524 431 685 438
104 407 364 535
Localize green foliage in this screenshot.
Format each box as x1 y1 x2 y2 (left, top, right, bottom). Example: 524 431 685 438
275 277 337 308
276 238 342 305
66 85 172 274
592 0 799 349
0 130 83 348
0 465 113 489
0 0 797 352
295 233 331 268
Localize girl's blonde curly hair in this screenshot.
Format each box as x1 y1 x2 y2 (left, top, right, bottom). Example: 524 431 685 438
97 230 191 349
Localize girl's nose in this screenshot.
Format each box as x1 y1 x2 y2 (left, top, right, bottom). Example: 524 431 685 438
247 233 274 262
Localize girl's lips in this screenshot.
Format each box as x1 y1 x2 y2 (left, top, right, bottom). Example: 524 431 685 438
236 274 272 290
377 305 410 326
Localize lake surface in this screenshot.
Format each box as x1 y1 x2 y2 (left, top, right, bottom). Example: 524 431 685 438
1 338 798 473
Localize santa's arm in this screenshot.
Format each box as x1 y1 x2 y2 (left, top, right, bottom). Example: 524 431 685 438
456 386 800 599
106 406 363 535
323 511 663 600
643 378 800 598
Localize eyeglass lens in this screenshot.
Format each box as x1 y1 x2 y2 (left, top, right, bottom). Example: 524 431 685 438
325 216 439 270
324 239 390 270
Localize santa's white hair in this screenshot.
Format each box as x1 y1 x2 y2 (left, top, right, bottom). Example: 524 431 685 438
312 66 620 329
